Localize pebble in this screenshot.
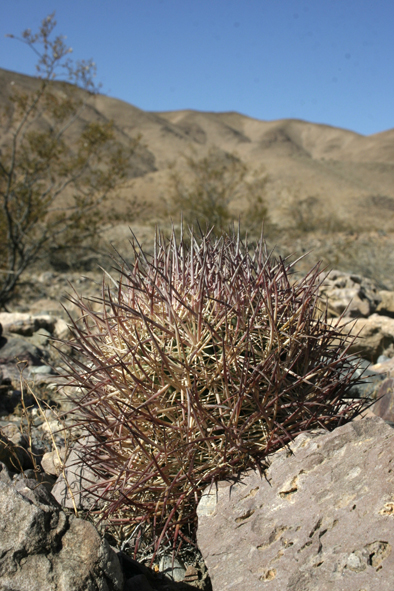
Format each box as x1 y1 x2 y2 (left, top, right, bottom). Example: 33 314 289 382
158 555 186 582
29 364 54 375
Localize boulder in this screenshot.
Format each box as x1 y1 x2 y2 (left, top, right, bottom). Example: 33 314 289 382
0 312 55 337
197 417 394 591
334 313 394 362
0 476 123 591
0 312 69 340
0 335 47 366
372 378 394 424
12 469 56 493
377 290 394 318
319 270 381 318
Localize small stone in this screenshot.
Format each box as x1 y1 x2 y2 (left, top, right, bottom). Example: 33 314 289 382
370 356 394 377
40 419 64 434
159 555 186 582
347 552 362 570
0 461 12 483
184 564 199 582
53 318 69 339
51 436 101 510
41 448 66 476
0 430 33 471
345 358 385 400
38 271 56 283
29 364 54 375
30 329 51 348
320 270 381 318
377 354 391 364
0 312 56 337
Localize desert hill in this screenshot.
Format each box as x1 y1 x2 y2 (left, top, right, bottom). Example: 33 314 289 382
101 104 394 236
1 66 394 285
2 66 394 227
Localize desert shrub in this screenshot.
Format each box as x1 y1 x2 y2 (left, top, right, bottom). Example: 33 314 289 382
281 194 352 236
62 228 367 560
167 148 272 238
0 14 139 306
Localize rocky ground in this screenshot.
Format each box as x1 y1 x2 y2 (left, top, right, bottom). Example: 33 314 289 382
197 416 394 590
1 266 394 590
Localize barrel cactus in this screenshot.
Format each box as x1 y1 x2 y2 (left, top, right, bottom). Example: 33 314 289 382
62 228 367 559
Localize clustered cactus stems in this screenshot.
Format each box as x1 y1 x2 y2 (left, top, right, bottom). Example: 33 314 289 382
62 228 367 559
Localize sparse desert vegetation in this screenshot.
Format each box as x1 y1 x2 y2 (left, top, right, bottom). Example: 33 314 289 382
2 13 394 591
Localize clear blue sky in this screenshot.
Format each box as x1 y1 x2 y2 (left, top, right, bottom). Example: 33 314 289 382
1 1 393 136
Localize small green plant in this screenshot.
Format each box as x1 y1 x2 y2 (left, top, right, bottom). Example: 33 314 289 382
62 228 366 561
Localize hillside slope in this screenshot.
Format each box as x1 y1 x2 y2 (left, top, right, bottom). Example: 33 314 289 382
2 66 394 229
2 67 394 286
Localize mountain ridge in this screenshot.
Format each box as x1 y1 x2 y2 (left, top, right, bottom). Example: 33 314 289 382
1 66 394 232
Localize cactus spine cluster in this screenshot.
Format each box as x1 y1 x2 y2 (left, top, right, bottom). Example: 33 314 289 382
63 229 366 558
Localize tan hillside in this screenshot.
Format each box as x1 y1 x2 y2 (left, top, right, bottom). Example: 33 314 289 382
1 66 394 286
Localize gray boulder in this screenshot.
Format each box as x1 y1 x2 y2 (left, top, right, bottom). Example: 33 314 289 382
0 475 123 591
197 417 394 591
